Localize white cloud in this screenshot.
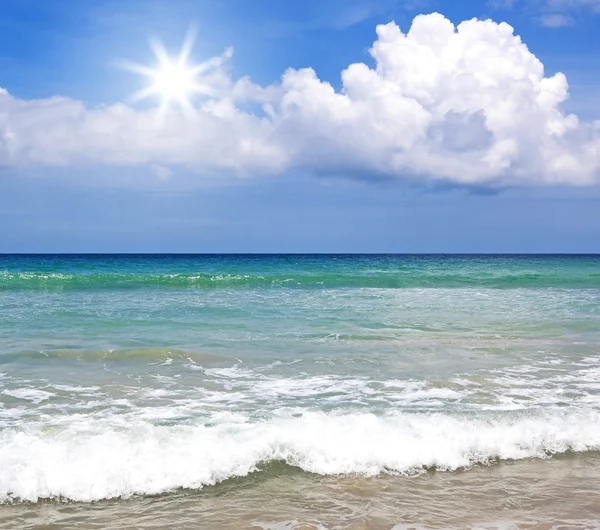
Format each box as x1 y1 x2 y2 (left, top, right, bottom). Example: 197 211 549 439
1 13 600 188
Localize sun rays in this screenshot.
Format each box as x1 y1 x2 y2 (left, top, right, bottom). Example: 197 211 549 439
120 28 225 119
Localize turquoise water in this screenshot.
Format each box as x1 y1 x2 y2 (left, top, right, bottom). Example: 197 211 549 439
1 254 600 516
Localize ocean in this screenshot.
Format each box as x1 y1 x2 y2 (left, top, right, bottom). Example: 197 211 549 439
1 254 600 529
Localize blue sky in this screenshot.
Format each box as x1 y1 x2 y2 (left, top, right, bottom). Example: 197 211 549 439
1 0 600 252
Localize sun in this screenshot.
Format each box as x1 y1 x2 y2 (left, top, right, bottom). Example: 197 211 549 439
120 28 221 115
151 61 195 105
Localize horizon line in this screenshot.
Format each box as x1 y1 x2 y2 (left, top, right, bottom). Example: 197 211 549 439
2 252 600 256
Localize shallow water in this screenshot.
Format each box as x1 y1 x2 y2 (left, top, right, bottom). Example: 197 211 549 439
1 255 600 527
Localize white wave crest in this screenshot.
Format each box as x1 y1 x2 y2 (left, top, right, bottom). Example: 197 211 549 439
1 410 600 503
2 389 54 404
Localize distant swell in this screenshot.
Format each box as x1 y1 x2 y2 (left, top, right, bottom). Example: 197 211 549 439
2 271 600 290
2 411 600 503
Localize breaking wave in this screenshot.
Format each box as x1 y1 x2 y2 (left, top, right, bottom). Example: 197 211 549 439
2 410 600 503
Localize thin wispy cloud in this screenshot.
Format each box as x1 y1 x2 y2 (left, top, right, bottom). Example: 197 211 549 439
540 12 575 25
150 164 173 181
488 0 519 8
332 4 383 29
491 0 600 25
546 0 600 10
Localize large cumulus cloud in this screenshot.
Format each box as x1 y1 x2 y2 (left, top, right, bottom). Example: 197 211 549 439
1 12 599 187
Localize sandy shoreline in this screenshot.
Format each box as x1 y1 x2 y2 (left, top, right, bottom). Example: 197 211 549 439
2 452 600 529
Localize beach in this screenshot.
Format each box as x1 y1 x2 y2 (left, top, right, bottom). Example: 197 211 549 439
2 453 600 529
1 254 600 528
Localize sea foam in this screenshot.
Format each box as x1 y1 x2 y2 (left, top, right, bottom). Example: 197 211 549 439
1 410 600 503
